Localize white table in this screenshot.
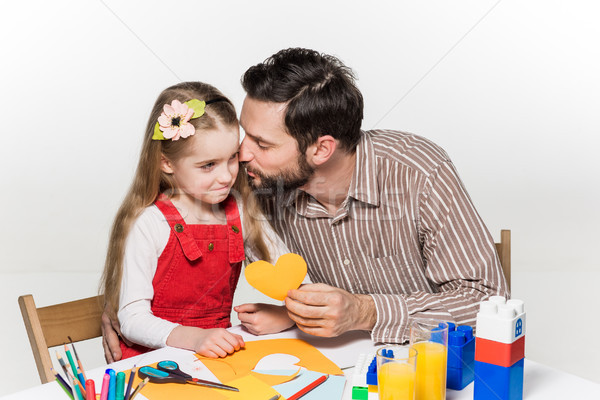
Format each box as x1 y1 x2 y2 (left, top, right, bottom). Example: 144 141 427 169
2 326 599 399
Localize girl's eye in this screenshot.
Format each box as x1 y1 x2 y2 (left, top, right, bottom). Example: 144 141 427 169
200 162 214 170
230 152 239 160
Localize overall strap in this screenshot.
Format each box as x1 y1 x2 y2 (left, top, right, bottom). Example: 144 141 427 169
154 194 202 262
223 196 246 263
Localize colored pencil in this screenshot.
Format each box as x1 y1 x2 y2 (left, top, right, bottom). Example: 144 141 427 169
70 373 87 398
69 336 87 382
123 365 137 400
55 376 75 400
287 374 329 400
73 377 85 400
129 377 149 400
56 351 72 380
52 368 72 392
64 344 80 384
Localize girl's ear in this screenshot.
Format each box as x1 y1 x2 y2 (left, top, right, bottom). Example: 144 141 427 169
160 154 174 174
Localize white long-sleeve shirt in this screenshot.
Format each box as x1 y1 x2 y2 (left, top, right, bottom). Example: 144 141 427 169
118 201 291 349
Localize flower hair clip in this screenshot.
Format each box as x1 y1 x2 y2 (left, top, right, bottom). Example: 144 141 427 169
152 98 226 141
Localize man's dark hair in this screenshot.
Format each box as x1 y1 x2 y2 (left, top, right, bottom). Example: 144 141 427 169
241 48 364 153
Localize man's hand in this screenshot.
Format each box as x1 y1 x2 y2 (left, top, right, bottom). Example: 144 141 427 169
284 283 376 337
234 303 295 335
101 310 129 363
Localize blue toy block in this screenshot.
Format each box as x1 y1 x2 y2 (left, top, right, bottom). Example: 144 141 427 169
366 356 378 385
446 325 475 390
448 363 475 391
474 358 524 400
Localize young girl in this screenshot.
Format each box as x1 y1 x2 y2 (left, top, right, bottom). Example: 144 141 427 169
101 82 289 359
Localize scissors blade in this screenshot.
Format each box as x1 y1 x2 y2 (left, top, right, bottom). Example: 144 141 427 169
187 378 239 392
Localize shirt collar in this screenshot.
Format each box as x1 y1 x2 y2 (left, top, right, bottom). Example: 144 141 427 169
348 131 380 206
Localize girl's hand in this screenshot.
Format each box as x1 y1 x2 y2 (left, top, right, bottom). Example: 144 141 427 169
193 328 245 358
167 326 244 358
234 303 295 335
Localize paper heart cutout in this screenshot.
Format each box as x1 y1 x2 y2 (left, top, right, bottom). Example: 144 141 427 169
245 253 307 300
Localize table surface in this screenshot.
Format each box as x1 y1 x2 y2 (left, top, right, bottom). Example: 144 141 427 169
3 326 599 400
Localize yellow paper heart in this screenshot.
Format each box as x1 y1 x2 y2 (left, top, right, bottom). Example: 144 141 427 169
244 253 307 300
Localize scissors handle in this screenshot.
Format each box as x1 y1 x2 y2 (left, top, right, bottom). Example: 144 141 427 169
157 360 192 379
140 363 239 392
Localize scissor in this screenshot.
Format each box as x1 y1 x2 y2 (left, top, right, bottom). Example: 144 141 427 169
138 360 239 392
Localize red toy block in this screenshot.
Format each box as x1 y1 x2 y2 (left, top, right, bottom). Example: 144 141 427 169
475 336 525 367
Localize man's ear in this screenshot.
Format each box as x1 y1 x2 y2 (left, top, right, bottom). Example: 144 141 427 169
306 135 337 166
160 154 175 174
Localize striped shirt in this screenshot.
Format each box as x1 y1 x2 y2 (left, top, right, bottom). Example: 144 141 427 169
261 129 508 343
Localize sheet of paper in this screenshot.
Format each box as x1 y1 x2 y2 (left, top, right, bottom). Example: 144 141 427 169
117 347 229 400
195 338 344 384
219 374 282 400
273 370 346 400
227 325 378 369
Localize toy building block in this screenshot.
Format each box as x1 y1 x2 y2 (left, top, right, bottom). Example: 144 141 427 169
366 356 378 386
474 359 524 400
352 353 379 399
475 335 525 368
352 386 368 400
352 353 377 387
476 297 526 344
446 324 475 390
474 297 526 400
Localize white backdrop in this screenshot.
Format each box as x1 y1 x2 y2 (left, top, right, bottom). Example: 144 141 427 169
1 0 599 395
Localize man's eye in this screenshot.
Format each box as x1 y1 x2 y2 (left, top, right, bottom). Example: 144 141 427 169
257 142 268 150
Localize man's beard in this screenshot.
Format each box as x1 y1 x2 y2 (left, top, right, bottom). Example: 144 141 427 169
243 153 314 195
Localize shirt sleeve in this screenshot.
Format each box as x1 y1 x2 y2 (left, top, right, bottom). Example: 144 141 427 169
370 160 509 343
118 206 179 349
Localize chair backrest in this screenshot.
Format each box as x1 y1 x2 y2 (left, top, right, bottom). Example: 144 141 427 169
495 229 511 291
18 294 104 383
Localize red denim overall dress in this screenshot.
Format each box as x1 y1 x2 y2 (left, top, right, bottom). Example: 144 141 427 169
119 194 245 359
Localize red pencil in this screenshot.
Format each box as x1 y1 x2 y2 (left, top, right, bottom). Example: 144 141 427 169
287 374 329 400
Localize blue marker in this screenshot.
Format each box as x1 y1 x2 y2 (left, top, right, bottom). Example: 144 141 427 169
107 369 116 400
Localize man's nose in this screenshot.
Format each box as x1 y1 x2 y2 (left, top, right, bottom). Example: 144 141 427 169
239 137 253 163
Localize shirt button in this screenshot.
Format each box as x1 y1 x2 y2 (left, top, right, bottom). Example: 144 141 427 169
232 225 239 233
174 224 184 233
208 243 214 251
343 259 350 266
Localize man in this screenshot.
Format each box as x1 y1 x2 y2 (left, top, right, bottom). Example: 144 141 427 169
103 48 507 362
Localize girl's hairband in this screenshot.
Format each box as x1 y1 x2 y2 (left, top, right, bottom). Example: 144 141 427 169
152 98 227 141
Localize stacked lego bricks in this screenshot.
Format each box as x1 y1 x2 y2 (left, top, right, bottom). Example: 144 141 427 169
474 296 526 400
447 323 475 390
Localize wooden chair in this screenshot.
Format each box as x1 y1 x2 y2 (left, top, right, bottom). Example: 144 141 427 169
18 294 104 383
495 229 511 291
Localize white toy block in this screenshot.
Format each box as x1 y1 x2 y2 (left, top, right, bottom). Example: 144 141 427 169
476 297 526 344
352 353 375 387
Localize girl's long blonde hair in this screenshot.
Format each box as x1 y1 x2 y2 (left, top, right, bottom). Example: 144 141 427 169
101 81 270 319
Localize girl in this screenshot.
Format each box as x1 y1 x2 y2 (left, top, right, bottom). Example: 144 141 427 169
101 82 289 359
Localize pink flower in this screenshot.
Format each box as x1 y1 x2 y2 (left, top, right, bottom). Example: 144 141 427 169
157 99 195 140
